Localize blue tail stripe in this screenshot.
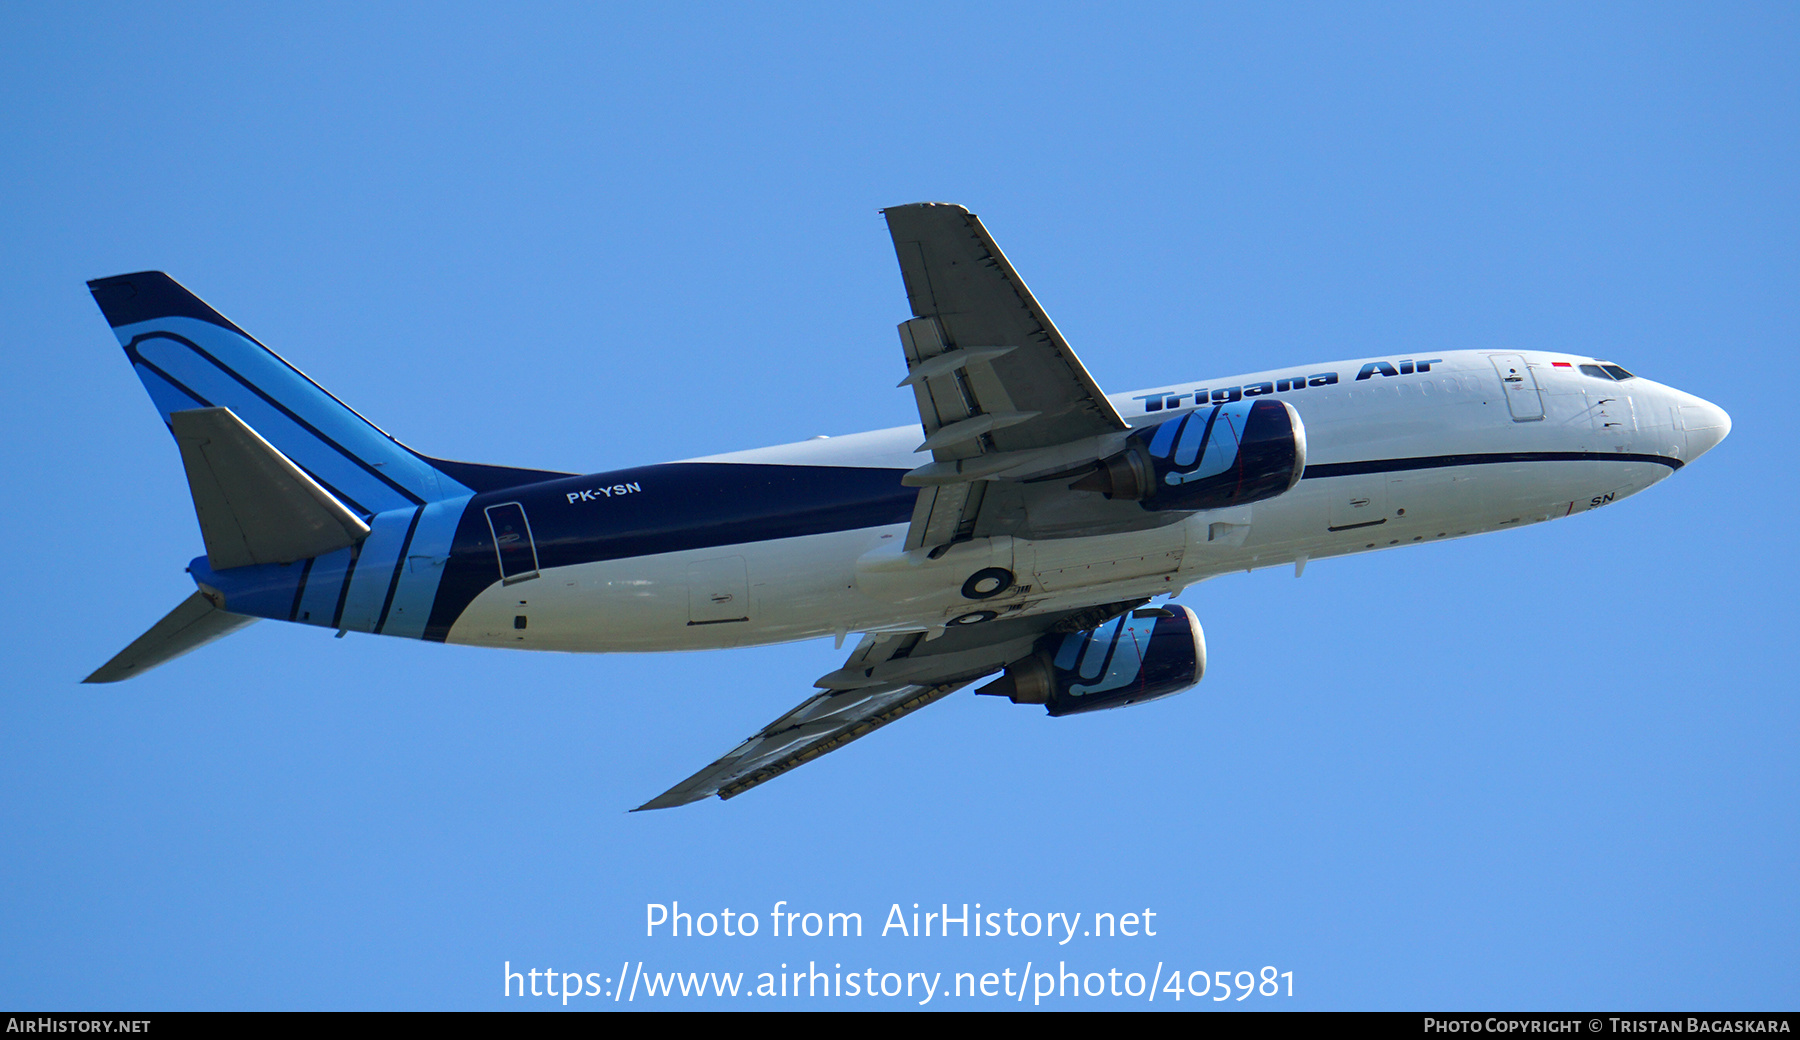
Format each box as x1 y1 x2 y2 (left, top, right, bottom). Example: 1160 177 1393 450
136 350 380 514
374 508 425 633
130 316 446 499
131 330 421 515
127 323 432 502
135 363 210 418
336 510 415 633
376 496 471 639
114 315 469 503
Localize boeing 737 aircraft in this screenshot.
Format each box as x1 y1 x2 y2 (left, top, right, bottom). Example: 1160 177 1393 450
85 203 1730 809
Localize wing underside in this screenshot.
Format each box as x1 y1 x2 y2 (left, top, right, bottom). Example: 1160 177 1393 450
635 602 1147 809
633 680 966 810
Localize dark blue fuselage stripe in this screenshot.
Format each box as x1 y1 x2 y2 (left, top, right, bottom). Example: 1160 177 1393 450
1301 451 1682 479
125 331 426 506
375 507 424 634
287 557 315 622
330 541 364 630
129 344 378 517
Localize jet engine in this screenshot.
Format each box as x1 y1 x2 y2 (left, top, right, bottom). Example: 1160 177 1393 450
1073 398 1306 511
977 605 1206 716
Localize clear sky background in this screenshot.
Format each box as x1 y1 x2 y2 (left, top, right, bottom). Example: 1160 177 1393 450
1 3 1794 1011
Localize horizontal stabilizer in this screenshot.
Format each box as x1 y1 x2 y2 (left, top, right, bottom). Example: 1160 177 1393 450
172 407 371 569
84 592 257 683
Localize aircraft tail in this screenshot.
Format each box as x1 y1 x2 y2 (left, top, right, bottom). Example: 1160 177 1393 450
83 272 578 682
88 271 490 515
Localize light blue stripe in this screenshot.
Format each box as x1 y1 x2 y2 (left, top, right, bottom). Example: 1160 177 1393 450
377 495 471 639
337 509 417 633
1195 400 1250 479
1071 615 1157 696
1148 415 1182 458
1078 617 1122 679
133 333 417 514
134 364 209 418
1174 409 1211 466
116 316 467 501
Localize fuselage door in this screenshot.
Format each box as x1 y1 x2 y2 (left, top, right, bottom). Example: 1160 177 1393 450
484 502 540 585
1490 354 1545 422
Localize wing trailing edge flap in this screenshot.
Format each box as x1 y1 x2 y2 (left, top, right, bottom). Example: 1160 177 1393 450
171 406 371 570
83 591 257 684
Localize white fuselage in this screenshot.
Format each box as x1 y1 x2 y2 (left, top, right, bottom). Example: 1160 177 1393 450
445 350 1726 652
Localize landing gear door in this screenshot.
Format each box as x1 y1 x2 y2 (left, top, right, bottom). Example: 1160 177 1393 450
1490 354 1544 422
484 502 540 585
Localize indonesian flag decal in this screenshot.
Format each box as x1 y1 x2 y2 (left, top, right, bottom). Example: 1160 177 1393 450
1552 361 1572 367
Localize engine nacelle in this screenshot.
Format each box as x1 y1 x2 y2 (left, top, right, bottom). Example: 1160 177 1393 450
1073 398 1306 511
977 605 1206 716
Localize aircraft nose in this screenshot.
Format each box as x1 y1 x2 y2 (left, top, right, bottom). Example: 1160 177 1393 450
1679 395 1731 460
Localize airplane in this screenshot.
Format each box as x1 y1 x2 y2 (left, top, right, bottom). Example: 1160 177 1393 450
82 202 1731 809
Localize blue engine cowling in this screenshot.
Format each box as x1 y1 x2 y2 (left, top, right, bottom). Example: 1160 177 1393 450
976 605 1206 716
1073 397 1306 511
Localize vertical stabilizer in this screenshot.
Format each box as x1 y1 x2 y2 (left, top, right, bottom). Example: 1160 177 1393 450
87 271 472 515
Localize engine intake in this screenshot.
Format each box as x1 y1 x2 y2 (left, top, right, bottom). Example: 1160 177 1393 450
1072 397 1306 511
977 605 1206 716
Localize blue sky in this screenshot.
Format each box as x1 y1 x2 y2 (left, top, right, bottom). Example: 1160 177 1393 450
1 3 1794 1010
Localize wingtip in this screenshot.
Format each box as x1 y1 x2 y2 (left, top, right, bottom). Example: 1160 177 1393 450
631 791 710 812
880 201 971 216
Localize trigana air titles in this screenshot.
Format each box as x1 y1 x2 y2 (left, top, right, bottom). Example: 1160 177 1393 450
85 203 1729 808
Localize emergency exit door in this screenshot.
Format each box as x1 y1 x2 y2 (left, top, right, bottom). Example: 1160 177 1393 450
1490 354 1544 422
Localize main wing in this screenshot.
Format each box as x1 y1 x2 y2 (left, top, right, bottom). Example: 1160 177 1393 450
882 203 1131 551
638 206 1149 810
635 602 1145 810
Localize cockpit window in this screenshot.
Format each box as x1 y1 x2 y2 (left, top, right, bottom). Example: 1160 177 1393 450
1600 364 1635 380
1579 364 1613 379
